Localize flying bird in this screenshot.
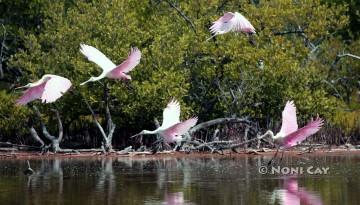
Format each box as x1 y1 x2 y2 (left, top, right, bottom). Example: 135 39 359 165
207 12 256 41
16 74 72 105
79 44 141 85
267 101 324 164
131 99 198 145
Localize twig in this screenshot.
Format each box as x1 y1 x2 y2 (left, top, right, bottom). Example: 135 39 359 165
189 117 252 135
162 0 196 33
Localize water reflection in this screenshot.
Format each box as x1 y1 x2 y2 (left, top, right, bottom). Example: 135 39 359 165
0 154 359 205
271 177 323 205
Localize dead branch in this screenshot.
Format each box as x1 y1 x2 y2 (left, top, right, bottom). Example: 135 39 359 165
0 142 41 150
189 117 252 135
33 106 55 141
51 109 63 142
0 24 6 78
82 96 108 142
336 52 360 61
272 29 305 35
162 0 196 33
29 127 45 147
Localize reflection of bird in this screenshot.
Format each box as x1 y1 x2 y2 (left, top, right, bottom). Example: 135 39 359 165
163 192 184 205
207 12 256 41
271 177 323 205
132 99 197 144
268 101 323 164
79 44 141 85
16 74 72 105
23 160 34 176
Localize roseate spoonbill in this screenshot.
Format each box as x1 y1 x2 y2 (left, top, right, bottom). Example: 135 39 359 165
16 74 72 105
131 99 198 145
271 177 323 205
267 101 324 165
79 44 141 85
207 12 256 41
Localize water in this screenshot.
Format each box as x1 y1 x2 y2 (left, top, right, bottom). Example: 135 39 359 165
0 153 360 205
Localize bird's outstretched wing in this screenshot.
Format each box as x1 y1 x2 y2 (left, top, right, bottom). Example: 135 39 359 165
111 47 141 75
209 12 235 35
163 117 198 138
279 101 298 136
282 117 323 149
161 99 181 129
16 84 46 105
80 44 116 71
231 12 256 34
41 75 72 103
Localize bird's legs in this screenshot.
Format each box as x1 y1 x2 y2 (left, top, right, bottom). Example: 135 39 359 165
267 147 280 166
279 150 285 163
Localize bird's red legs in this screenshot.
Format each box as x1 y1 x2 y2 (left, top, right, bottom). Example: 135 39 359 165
267 147 280 166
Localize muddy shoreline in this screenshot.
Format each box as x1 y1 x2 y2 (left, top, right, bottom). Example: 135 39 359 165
1 147 360 160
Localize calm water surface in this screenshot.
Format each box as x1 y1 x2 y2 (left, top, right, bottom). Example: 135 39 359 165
0 153 360 205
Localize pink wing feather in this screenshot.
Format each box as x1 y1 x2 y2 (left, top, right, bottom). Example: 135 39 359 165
16 83 46 105
209 12 235 34
285 178 323 205
279 101 298 136
163 117 198 143
41 75 72 103
110 47 141 77
282 117 323 149
231 12 256 34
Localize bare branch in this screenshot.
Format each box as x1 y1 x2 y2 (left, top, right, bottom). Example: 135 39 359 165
29 127 45 147
82 96 108 142
162 0 196 33
32 105 55 141
0 24 6 79
272 29 304 35
51 109 63 142
337 53 360 61
189 117 252 135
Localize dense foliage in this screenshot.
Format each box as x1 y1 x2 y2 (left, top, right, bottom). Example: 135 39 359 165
0 0 359 147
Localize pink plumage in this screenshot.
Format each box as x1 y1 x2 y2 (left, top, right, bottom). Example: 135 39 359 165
80 44 141 85
207 12 255 41
274 101 324 149
16 83 47 105
109 47 141 80
162 117 198 143
282 117 323 149
16 74 72 105
284 178 323 205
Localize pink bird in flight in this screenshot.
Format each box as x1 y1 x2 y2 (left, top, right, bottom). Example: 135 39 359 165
207 12 256 41
268 101 324 164
16 74 72 105
79 44 141 85
132 99 198 145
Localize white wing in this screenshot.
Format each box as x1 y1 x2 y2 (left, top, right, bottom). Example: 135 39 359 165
231 12 256 34
80 44 116 71
161 99 180 129
41 75 72 103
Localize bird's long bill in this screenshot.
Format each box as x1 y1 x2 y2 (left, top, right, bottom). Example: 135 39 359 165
130 132 142 138
80 79 91 86
14 85 29 90
206 34 216 41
